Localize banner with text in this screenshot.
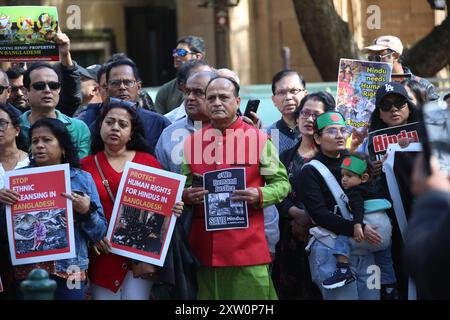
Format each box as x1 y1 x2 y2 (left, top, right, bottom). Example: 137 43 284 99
0 6 59 61
5 164 75 266
336 58 392 132
106 162 186 267
368 122 421 161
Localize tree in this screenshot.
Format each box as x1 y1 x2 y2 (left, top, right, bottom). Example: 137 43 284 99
291 0 361 81
402 0 450 76
292 0 450 80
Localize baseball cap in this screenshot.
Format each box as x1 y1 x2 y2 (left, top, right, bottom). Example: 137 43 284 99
363 35 403 54
78 64 101 82
375 82 411 107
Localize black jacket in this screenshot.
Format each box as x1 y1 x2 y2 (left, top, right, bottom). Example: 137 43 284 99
404 190 450 299
297 152 355 237
55 61 82 117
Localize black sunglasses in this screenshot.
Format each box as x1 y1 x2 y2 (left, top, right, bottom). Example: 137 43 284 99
109 97 138 111
0 85 9 94
172 48 195 57
380 98 407 112
31 81 61 91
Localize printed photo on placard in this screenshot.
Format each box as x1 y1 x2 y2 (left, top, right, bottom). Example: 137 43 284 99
106 161 186 267
336 58 392 132
5 164 75 266
0 6 59 61
203 168 248 231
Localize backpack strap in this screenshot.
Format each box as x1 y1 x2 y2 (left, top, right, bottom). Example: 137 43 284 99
304 159 352 221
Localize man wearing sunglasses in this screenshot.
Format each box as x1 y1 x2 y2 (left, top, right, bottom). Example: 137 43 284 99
154 35 206 115
19 62 91 159
363 35 438 101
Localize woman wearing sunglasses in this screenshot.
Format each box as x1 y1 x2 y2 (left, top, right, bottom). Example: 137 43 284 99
353 82 419 299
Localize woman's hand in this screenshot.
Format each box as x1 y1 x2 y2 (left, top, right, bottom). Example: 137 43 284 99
353 224 364 242
349 127 368 153
172 201 184 218
61 191 91 215
182 187 209 205
231 187 260 205
289 208 314 241
92 236 112 255
0 188 20 205
363 224 383 244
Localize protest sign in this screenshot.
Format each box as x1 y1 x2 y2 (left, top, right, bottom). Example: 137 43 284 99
336 58 392 132
5 164 75 266
203 168 248 231
106 162 186 267
368 122 420 161
0 6 59 61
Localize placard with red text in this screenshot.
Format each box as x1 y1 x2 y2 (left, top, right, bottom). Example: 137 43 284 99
106 161 186 266
5 164 75 266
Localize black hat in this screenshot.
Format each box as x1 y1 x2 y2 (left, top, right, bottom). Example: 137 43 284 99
375 82 411 107
78 64 101 82
444 92 450 101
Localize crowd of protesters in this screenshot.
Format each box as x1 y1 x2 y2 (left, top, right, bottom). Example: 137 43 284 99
0 31 449 301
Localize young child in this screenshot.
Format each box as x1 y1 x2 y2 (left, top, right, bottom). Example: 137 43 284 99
322 153 374 289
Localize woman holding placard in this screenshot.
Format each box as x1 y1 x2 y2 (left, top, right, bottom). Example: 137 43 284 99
0 117 107 300
81 100 184 300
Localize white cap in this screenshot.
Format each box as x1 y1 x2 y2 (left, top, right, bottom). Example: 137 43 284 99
363 35 403 54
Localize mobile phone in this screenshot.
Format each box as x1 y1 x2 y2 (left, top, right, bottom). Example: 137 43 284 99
192 175 204 188
244 99 260 119
419 99 450 175
72 190 86 196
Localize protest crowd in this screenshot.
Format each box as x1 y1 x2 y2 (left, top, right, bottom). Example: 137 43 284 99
1 14 450 301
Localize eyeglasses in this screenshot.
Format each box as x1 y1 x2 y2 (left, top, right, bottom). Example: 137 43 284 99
172 48 195 57
108 79 137 89
11 85 25 93
185 88 205 97
0 120 11 130
299 110 322 120
109 97 138 111
0 85 9 94
31 81 61 91
367 51 394 62
380 98 407 112
323 127 350 138
275 88 305 97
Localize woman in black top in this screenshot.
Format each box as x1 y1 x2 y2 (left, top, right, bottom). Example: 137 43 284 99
271 92 334 300
298 111 382 300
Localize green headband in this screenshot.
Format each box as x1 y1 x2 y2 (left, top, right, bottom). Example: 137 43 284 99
316 112 346 130
341 156 368 176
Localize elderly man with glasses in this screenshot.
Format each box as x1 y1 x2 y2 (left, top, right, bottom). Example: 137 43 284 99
154 35 206 115
266 69 308 154
362 35 439 101
78 58 170 151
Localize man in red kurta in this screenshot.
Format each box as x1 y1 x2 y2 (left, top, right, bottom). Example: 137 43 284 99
182 76 290 299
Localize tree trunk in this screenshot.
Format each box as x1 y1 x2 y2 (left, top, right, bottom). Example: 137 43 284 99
402 1 450 77
292 0 360 81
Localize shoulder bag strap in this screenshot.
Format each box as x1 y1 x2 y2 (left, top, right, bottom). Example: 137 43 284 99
94 154 115 203
304 159 352 221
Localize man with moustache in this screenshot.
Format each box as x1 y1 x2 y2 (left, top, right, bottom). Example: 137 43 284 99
181 76 290 299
